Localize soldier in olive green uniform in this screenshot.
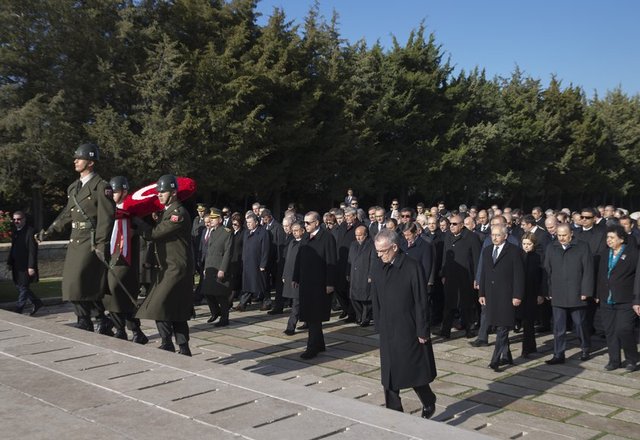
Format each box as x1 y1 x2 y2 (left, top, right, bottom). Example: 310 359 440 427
40 143 115 332
135 175 194 356
201 208 232 327
104 176 148 344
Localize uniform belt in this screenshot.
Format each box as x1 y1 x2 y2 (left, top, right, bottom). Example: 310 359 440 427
71 221 92 230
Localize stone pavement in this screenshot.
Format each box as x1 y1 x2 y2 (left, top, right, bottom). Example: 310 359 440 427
4 301 640 440
0 307 485 440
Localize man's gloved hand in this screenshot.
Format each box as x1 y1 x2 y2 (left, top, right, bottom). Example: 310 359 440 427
35 229 49 243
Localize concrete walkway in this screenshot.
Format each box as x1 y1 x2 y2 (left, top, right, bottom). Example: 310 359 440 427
0 308 484 440
4 301 640 439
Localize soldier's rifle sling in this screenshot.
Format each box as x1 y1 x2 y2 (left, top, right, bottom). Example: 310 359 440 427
94 250 140 309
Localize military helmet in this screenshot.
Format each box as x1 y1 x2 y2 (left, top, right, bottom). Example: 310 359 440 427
109 176 129 192
156 174 178 192
74 143 100 161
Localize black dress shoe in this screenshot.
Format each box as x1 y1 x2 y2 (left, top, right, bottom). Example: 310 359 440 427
159 342 175 352
499 357 514 366
178 344 192 357
267 308 284 315
207 315 219 323
465 329 477 339
421 404 436 419
360 320 371 327
30 302 43 316
300 350 318 360
338 311 348 319
214 319 229 327
114 329 128 340
626 362 637 372
488 362 501 372
132 330 149 345
470 339 488 347
283 329 295 336
545 357 565 365
434 330 450 339
260 303 272 311
297 323 309 330
604 362 620 371
580 351 590 361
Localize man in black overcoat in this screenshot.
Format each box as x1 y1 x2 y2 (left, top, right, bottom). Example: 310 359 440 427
333 207 360 322
8 211 43 315
544 224 593 364
478 226 524 371
439 215 481 338
575 207 607 334
347 225 375 326
237 213 269 311
292 211 336 359
371 229 437 419
261 209 285 311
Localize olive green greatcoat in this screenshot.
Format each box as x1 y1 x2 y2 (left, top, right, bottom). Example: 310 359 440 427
135 202 194 321
49 174 115 301
201 226 232 298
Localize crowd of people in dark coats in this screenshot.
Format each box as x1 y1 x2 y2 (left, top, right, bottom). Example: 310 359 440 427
192 192 640 375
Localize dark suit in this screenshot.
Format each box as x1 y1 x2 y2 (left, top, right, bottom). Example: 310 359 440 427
478 242 525 365
426 229 445 324
264 220 285 307
475 224 490 242
598 244 639 366
440 228 481 336
8 225 42 312
519 251 544 354
544 239 593 359
369 222 385 237
576 226 607 333
202 226 232 321
239 226 270 306
371 253 436 411
348 238 375 323
293 228 336 354
334 221 360 319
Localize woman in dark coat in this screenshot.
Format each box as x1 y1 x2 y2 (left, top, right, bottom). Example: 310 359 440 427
227 213 244 303
519 232 544 357
598 225 639 371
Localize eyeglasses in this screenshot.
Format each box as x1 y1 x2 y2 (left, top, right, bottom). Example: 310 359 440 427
351 203 358 206
580 215 594 219
304 221 316 225
449 222 459 226
376 245 394 254
391 203 399 206
222 211 229 215
232 223 240 227
401 214 411 218
12 218 24 222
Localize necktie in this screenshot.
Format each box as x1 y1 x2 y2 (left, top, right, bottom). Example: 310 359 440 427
76 180 82 194
492 246 499 263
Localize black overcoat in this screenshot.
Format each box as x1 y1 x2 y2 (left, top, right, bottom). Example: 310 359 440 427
228 228 244 291
241 226 269 294
9 225 38 285
401 237 434 287
202 226 232 298
597 244 638 303
136 202 194 321
293 228 337 322
544 239 594 308
347 238 375 301
440 228 481 309
478 242 525 327
517 250 544 321
282 239 302 299
371 253 437 389
333 221 360 291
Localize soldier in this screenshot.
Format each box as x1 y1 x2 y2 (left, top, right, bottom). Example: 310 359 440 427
135 175 194 356
201 208 232 327
104 176 148 344
38 143 115 332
